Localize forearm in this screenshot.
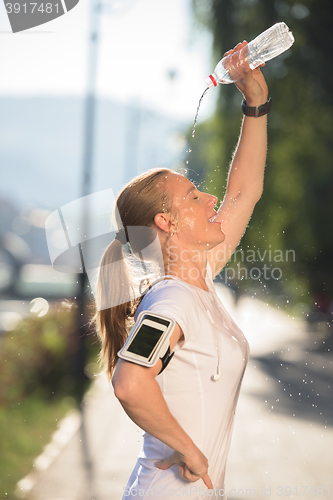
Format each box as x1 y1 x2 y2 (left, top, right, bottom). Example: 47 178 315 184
113 363 212 487
221 46 269 203
226 113 268 202
113 369 194 455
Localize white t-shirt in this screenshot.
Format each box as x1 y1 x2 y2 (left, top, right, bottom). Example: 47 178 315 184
122 264 250 499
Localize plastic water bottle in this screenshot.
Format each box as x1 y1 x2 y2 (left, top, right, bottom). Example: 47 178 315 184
206 22 295 87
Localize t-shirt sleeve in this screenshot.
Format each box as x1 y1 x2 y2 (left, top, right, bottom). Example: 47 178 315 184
135 282 200 350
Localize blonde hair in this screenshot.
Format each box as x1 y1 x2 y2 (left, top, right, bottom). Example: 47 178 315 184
94 168 174 379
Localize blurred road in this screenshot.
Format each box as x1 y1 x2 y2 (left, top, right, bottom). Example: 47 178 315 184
17 285 333 500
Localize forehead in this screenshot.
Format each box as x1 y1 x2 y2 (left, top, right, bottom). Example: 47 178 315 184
163 172 194 201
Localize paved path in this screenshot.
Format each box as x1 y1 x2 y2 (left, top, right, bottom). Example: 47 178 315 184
18 285 333 500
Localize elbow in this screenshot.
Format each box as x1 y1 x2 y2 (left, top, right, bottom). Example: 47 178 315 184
254 188 263 204
237 187 263 207
252 182 264 204
112 378 124 402
112 376 130 403
112 368 138 404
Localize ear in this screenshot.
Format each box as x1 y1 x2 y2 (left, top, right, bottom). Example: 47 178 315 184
154 213 174 233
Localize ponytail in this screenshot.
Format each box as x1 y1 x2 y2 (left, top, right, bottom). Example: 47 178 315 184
94 168 174 380
95 238 138 380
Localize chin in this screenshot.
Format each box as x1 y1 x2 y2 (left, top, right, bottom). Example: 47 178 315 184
214 231 226 245
211 223 225 238
206 235 225 250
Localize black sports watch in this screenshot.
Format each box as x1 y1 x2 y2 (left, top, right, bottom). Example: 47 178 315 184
241 97 272 117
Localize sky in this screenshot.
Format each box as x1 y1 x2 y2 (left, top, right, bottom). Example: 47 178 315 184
0 0 217 121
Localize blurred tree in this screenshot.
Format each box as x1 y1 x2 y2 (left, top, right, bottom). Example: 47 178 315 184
190 0 333 312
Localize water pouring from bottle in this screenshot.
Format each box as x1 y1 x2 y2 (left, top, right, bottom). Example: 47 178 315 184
191 22 295 138
192 87 210 138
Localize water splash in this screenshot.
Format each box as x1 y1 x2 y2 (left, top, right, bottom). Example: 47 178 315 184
192 86 210 138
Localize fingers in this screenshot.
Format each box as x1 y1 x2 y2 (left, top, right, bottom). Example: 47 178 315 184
223 40 247 58
178 463 186 477
155 456 175 470
202 472 214 490
156 448 213 488
158 460 214 491
222 40 251 81
177 463 213 489
178 466 214 491
179 464 204 483
159 459 203 481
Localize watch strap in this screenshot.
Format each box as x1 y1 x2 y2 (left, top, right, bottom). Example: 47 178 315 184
241 97 272 117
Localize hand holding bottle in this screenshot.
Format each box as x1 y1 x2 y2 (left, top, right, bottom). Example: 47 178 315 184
192 23 293 135
206 22 294 88
223 41 268 106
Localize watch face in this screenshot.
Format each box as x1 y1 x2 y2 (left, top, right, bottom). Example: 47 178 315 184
127 323 164 359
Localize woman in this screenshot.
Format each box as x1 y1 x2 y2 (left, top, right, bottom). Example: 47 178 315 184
95 43 269 499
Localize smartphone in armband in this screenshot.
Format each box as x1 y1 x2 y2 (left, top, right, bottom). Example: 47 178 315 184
117 311 175 371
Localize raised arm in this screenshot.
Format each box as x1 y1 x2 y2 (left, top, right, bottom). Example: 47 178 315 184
208 42 269 277
112 323 213 489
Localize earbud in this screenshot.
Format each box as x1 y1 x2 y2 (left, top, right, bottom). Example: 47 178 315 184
211 363 220 381
205 309 221 381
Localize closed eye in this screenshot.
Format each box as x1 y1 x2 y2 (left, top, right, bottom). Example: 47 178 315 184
193 189 200 200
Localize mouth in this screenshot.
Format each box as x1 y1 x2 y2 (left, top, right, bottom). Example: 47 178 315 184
208 214 219 223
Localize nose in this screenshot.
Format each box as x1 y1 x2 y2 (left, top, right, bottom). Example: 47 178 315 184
206 193 218 207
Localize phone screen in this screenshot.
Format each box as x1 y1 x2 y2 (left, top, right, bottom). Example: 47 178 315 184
127 323 164 358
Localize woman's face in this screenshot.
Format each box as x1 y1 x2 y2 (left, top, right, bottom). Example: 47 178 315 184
164 173 225 250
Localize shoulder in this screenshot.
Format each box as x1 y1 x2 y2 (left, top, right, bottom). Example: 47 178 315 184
136 280 200 344
141 279 195 307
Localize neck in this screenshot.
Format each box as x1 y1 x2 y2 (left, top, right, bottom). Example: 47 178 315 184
164 245 209 291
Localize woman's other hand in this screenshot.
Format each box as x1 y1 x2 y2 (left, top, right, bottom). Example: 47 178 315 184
155 444 214 490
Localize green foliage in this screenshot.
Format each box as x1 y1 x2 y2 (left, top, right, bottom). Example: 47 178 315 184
0 396 75 498
0 302 100 406
0 302 100 498
191 0 333 307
